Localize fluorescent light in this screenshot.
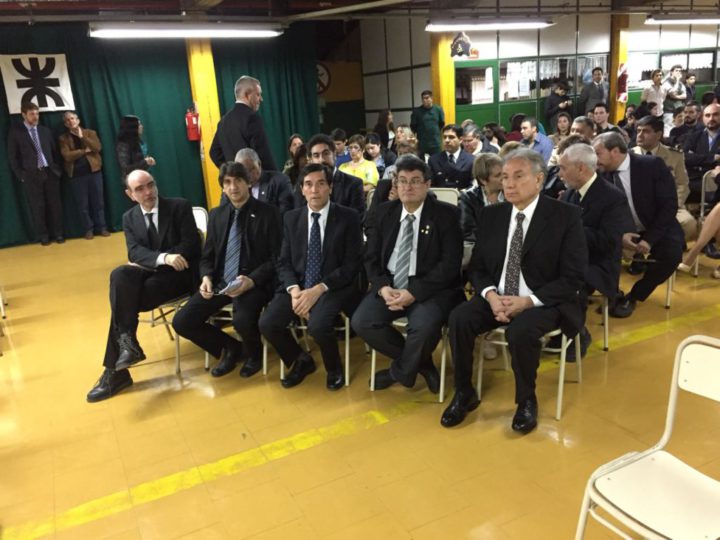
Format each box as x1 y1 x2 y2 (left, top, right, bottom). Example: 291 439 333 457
645 15 720 25
89 22 283 39
426 20 553 32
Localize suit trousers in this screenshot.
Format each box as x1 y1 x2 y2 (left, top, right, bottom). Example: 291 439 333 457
449 296 561 403
103 265 193 368
23 168 63 240
172 288 269 362
69 171 106 233
351 290 463 387
629 234 683 302
259 286 358 374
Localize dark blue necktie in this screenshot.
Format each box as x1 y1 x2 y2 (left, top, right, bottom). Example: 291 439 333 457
305 212 322 288
29 127 48 168
223 209 241 285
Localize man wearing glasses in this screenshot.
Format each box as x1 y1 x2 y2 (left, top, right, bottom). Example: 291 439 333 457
86 170 201 402
352 154 464 392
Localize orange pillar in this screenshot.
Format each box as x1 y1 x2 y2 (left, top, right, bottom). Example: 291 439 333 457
609 15 630 124
430 33 455 125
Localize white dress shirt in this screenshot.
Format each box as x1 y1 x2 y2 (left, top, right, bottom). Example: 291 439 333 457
387 202 424 278
615 154 644 231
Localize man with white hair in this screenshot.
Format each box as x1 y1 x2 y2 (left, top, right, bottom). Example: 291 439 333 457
210 75 277 170
234 148 294 216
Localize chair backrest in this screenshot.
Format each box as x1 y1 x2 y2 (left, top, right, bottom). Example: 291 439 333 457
430 187 460 206
192 206 209 235
366 188 375 212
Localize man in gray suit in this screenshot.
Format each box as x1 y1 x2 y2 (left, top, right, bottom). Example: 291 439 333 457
578 68 609 115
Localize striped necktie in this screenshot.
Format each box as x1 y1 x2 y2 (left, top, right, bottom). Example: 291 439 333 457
504 213 525 296
223 209 242 286
393 214 416 290
29 127 48 168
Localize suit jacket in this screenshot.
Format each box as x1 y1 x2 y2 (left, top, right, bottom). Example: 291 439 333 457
578 81 608 114
123 196 201 282
683 127 720 180
293 169 365 219
428 149 474 189
58 128 103 177
7 122 61 181
468 196 588 336
277 203 363 292
209 102 277 171
562 177 634 298
116 140 148 178
255 170 294 215
633 144 690 208
365 196 463 303
459 186 486 242
200 196 281 294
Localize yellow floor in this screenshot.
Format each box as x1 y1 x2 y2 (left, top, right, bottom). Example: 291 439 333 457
1 233 719 540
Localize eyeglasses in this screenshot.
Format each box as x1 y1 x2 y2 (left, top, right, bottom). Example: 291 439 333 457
397 178 427 187
310 149 333 159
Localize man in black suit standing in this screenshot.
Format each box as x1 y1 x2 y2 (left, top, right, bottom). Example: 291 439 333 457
7 101 64 245
173 162 281 378
86 170 201 402
352 155 465 392
593 132 684 318
210 75 277 171
234 148 294 216
428 124 474 189
441 148 587 433
259 163 364 390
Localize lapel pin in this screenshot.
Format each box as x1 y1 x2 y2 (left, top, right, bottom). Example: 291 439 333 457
250 214 256 218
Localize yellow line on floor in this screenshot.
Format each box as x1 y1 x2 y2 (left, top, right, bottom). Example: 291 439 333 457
3 304 720 540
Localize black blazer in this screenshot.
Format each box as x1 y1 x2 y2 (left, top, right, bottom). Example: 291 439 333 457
116 140 149 178
209 103 277 171
277 203 363 292
200 196 281 294
293 169 366 219
428 149 474 189
468 196 588 336
683 126 720 178
562 177 634 298
459 186 486 242
123 196 201 280
256 170 295 216
365 196 463 303
7 122 61 180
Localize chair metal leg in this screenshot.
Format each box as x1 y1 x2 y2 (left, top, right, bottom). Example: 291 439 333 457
0 286 6 319
556 335 569 420
370 348 376 391
175 332 181 374
692 257 700 277
204 351 210 370
344 315 350 386
575 334 583 384
602 297 609 351
665 272 674 309
502 341 510 371
280 358 285 379
262 339 268 375
438 328 447 403
476 344 485 400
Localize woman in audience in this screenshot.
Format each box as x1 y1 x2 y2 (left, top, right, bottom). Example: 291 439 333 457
678 168 720 279
116 115 155 180
373 110 395 150
459 153 504 242
364 132 396 178
339 134 379 192
505 113 526 142
393 124 416 154
549 112 572 147
282 133 303 173
284 143 307 188
618 104 637 130
482 123 506 150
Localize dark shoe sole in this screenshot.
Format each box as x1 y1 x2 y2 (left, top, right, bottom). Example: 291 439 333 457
511 419 538 434
115 353 147 371
281 362 317 388
211 363 237 377
239 362 262 378
86 377 133 403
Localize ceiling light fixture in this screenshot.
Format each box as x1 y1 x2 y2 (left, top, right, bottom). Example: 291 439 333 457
645 14 720 25
88 22 284 39
426 19 554 32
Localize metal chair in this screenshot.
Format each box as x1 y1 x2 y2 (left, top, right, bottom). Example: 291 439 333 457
429 187 460 206
0 283 6 319
575 335 720 539
691 171 718 276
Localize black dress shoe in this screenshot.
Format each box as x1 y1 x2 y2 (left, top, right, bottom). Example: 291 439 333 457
627 255 647 275
281 354 316 388
566 327 592 362
440 389 481 428
87 369 133 403
211 347 241 377
511 398 538 434
609 294 636 319
420 366 440 394
239 359 262 378
370 369 397 390
326 371 345 390
704 241 720 260
115 333 146 370
55 236 65 244
40 237 50 246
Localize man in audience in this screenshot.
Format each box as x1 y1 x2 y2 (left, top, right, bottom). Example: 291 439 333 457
684 103 720 196
641 69 667 119
633 115 697 242
172 162 280 378
520 117 553 163
352 155 464 393
570 116 596 140
592 103 620 134
410 90 444 158
429 124 474 189
669 101 701 147
210 75 277 171
7 101 64 245
441 148 587 432
331 128 351 167
260 164 364 390
593 132 683 318
578 67 608 115
86 170 201 402
462 124 499 156
662 65 687 136
234 148 294 215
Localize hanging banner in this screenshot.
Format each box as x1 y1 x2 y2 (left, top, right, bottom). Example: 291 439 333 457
0 53 75 114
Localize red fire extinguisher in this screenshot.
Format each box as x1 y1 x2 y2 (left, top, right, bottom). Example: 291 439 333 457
185 108 201 141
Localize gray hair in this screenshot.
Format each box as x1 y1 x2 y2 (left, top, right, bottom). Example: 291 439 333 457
463 124 483 139
503 148 547 177
592 131 627 154
562 143 598 171
234 75 260 100
234 147 261 168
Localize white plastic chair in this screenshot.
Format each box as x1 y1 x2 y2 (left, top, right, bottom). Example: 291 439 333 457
429 187 460 206
575 335 720 539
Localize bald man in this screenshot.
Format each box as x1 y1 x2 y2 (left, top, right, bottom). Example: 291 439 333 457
683 103 720 198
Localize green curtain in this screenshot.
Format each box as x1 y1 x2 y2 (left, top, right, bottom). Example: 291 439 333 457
0 23 206 247
212 23 320 171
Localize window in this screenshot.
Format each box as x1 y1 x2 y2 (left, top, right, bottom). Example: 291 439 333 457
539 57 577 97
455 66 494 105
500 60 537 101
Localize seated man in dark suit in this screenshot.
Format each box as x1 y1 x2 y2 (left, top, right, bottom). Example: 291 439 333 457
441 148 587 433
683 103 720 197
86 170 201 402
259 164 364 390
593 132 684 318
295 133 365 218
234 148 294 215
428 124 474 189
172 162 281 378
352 155 465 392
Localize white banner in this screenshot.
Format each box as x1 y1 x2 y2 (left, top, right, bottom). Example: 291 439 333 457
0 53 75 114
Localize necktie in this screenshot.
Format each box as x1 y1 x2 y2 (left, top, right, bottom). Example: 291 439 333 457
597 83 604 101
646 151 653 156
29 127 47 168
305 212 322 289
393 214 416 290
223 209 242 285
504 213 525 296
610 171 626 195
448 153 455 164
145 213 160 250
569 191 581 206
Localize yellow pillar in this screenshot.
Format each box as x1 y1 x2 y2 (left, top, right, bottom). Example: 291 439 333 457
609 15 630 125
430 33 455 125
186 39 223 208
